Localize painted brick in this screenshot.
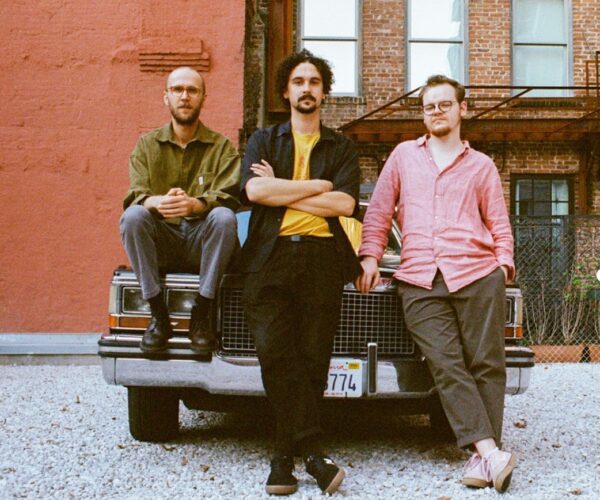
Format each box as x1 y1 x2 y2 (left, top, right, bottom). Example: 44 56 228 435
0 0 246 332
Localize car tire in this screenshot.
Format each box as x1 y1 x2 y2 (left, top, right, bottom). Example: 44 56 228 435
127 386 179 442
428 396 455 442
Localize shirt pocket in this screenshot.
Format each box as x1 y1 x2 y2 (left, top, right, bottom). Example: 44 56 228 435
195 172 214 193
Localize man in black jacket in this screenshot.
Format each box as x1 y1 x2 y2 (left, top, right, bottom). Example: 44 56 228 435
240 50 360 496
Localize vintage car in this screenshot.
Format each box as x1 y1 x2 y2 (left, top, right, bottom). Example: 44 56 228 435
99 205 534 442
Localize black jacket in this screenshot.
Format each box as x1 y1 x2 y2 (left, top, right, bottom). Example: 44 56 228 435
240 121 361 282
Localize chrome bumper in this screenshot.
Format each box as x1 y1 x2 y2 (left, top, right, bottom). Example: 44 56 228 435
99 338 533 398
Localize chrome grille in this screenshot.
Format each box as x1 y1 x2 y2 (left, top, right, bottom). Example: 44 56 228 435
336 290 413 354
219 288 253 352
219 287 415 356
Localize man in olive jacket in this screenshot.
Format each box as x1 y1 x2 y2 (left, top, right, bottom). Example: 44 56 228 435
120 67 240 354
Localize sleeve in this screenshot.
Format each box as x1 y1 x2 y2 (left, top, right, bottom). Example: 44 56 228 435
240 129 269 206
358 148 402 261
197 139 241 212
331 137 360 217
123 138 151 210
480 160 515 281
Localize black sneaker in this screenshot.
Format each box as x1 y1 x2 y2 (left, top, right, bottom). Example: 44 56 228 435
305 455 345 494
266 456 298 496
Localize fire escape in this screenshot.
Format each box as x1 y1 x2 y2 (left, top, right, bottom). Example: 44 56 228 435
339 52 600 213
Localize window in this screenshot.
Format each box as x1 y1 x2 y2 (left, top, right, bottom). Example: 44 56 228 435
511 175 574 284
300 0 360 95
512 176 572 216
512 0 570 97
407 0 466 90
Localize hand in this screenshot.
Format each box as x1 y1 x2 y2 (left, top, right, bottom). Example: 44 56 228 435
355 256 380 293
315 179 334 193
250 159 275 177
154 188 205 217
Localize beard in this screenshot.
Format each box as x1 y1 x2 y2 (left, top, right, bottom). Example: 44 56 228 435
430 123 452 137
170 103 201 125
293 95 319 114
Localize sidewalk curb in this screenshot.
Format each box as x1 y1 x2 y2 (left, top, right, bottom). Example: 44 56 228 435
0 333 100 365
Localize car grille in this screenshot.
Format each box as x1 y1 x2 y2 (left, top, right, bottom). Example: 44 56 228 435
219 287 415 356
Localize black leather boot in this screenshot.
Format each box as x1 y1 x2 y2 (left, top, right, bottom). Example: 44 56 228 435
189 303 215 353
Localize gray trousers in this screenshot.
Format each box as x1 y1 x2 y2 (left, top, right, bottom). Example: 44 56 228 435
120 205 238 300
397 268 506 448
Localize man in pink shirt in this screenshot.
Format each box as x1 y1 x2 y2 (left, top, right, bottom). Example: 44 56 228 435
356 75 517 493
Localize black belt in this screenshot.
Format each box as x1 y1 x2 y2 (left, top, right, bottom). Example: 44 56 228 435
278 235 334 244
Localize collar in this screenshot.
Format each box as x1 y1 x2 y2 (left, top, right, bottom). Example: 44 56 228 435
417 134 470 152
277 121 336 142
156 121 217 144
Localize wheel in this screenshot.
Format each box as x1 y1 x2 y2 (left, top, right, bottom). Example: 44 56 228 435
127 387 179 442
428 395 455 442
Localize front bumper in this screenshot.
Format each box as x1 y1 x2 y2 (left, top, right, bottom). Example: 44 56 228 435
99 336 534 398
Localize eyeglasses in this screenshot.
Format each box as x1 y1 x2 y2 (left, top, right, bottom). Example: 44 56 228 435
422 100 457 115
168 86 202 98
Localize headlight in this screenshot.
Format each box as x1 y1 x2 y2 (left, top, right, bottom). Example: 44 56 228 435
122 287 151 314
167 289 196 315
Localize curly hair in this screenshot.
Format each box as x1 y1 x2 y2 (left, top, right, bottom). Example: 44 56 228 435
275 49 334 108
418 74 466 104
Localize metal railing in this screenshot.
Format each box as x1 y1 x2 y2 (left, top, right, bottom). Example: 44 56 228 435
512 215 600 362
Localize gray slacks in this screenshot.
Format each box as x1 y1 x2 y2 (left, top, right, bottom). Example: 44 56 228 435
119 205 238 300
397 268 506 448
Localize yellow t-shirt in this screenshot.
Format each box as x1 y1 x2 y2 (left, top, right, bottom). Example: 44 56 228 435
279 131 333 237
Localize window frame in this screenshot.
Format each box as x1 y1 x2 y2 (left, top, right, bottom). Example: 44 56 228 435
405 0 469 92
511 0 573 97
298 0 362 97
510 174 574 216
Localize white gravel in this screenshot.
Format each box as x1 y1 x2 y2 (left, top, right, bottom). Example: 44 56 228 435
0 363 598 499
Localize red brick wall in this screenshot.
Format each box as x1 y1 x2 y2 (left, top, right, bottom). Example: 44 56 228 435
0 0 245 332
478 142 584 212
362 0 405 107
573 0 600 87
469 0 511 88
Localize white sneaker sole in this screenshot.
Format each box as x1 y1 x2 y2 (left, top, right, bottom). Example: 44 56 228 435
494 453 517 493
324 468 345 495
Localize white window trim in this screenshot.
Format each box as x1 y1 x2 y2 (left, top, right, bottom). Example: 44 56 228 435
405 0 469 92
511 0 573 97
298 0 362 97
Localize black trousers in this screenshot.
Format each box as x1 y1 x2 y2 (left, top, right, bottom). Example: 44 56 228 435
397 268 506 448
243 238 344 454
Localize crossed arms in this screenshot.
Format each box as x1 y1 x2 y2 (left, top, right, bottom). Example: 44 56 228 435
245 159 355 218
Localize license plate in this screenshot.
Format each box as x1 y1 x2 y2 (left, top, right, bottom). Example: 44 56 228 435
325 359 363 398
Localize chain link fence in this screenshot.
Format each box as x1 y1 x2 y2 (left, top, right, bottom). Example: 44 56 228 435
512 215 600 362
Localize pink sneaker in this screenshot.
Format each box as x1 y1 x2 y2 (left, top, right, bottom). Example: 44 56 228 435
461 453 492 489
484 449 517 493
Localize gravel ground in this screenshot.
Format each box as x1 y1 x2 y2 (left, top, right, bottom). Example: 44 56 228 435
0 363 598 499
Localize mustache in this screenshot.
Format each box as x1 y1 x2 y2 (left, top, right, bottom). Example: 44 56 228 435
300 94 316 102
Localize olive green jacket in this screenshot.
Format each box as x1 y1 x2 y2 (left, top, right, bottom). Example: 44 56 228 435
124 122 241 222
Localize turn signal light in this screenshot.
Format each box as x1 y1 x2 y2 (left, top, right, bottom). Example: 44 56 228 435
505 325 523 338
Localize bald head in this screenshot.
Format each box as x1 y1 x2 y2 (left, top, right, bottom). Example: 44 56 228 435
166 66 205 94
163 67 206 126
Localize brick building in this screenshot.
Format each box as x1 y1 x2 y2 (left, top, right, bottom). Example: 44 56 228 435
245 0 600 215
244 0 600 347
1 0 598 343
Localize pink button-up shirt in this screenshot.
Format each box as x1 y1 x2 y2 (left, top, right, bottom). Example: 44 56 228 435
359 136 515 292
